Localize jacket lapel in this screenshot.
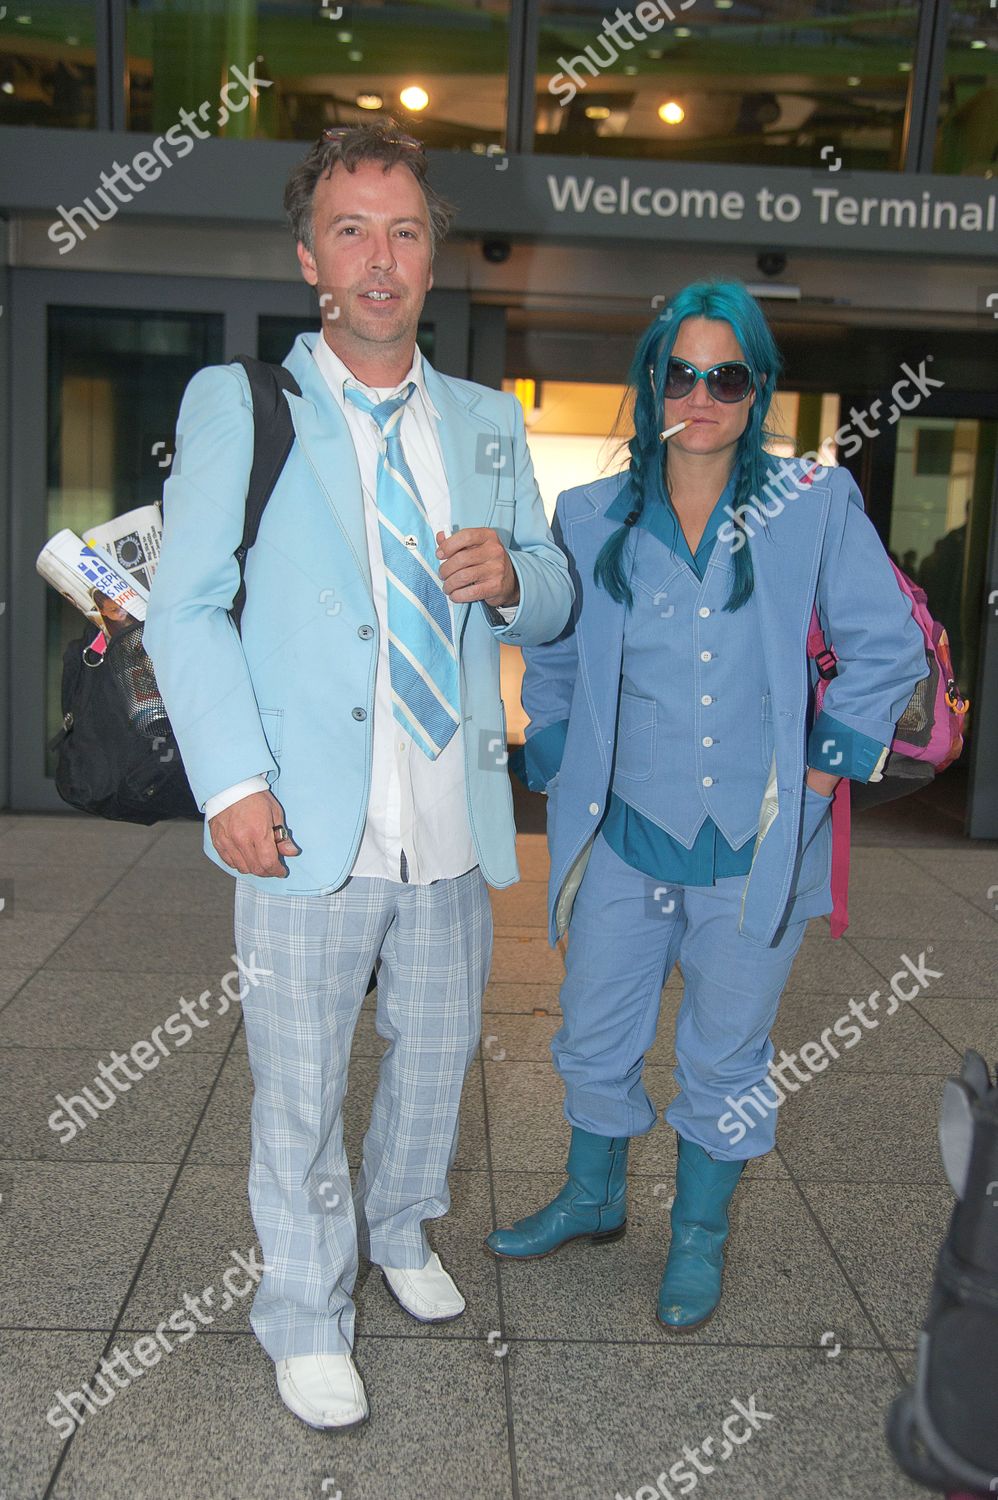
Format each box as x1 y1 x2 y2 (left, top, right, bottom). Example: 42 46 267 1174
572 479 629 777
282 335 373 595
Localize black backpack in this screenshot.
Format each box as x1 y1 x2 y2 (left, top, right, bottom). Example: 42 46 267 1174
50 357 301 824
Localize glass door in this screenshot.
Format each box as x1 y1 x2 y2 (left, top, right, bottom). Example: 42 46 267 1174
880 408 998 837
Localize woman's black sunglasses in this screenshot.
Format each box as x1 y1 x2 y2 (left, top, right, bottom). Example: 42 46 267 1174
650 357 755 403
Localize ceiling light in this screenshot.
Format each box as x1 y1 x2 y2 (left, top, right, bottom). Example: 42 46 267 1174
585 105 611 119
400 85 429 111
970 39 987 49
659 100 685 124
1 80 13 93
356 93 383 109
675 26 692 36
846 75 861 86
347 49 362 60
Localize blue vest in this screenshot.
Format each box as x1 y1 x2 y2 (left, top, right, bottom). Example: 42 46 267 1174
611 523 773 849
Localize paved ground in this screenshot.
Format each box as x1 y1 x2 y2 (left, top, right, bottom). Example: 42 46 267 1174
1 791 996 1500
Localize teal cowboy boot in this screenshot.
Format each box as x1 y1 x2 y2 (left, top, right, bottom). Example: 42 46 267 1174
657 1134 745 1330
485 1127 629 1259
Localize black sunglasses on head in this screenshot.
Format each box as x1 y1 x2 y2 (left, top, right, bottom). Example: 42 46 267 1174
321 125 426 154
650 357 755 403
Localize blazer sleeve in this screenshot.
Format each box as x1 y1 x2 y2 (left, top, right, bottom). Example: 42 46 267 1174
516 495 582 789
481 394 574 649
142 363 281 812
807 468 929 780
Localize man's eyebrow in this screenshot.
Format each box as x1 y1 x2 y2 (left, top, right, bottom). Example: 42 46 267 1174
327 212 425 226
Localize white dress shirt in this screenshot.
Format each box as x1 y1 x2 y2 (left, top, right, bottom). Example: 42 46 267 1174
204 335 514 885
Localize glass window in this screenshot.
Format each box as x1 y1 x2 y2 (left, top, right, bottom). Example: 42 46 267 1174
534 0 920 170
43 307 223 774
888 417 996 694
0 2 96 127
934 0 998 177
126 0 509 149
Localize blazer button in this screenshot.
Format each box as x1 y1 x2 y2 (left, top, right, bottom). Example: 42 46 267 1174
702 776 714 787
352 707 367 721
698 606 711 618
700 650 712 662
589 802 600 815
358 625 374 640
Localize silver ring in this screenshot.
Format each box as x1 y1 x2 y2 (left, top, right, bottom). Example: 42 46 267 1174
272 823 290 841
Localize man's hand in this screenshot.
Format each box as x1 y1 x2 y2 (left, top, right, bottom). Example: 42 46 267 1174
208 789 300 877
435 528 519 608
805 767 840 797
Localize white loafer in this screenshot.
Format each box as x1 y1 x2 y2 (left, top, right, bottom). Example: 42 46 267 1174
275 1353 369 1430
381 1251 466 1323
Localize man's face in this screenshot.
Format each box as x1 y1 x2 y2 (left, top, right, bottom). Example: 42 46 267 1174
296 159 433 352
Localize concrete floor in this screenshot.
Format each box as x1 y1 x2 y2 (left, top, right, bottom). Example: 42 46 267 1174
1 796 996 1500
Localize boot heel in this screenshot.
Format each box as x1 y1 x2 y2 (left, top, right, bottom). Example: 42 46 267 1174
590 1220 627 1244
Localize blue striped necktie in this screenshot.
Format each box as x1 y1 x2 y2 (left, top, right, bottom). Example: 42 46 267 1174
343 380 460 760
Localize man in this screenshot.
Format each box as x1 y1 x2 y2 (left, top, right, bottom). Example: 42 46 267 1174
143 120 572 1431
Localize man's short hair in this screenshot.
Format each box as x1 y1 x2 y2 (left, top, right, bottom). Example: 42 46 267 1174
283 118 456 259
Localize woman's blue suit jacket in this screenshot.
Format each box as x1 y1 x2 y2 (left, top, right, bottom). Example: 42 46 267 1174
521 461 928 948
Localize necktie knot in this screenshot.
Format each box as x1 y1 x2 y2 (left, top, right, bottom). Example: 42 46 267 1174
343 380 416 436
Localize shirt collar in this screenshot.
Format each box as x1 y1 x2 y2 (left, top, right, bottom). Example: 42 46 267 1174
606 469 738 576
311 332 441 421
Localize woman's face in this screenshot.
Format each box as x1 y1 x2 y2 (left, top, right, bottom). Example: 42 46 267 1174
660 316 757 462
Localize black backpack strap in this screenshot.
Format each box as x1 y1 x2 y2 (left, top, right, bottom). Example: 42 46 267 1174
228 355 302 625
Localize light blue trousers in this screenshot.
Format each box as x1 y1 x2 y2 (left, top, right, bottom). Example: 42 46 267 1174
233 866 491 1360
553 832 809 1162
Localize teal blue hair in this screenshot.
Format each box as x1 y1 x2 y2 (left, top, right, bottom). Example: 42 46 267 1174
594 280 783 611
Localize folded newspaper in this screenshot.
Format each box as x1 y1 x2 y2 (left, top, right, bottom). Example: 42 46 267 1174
36 529 150 635
84 504 163 594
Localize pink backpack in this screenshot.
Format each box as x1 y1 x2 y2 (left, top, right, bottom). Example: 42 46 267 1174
802 470 969 936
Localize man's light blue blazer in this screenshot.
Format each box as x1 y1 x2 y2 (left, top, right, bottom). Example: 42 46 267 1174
521 461 928 948
143 332 574 893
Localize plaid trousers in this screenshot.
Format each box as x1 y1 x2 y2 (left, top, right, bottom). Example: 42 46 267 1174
233 866 492 1360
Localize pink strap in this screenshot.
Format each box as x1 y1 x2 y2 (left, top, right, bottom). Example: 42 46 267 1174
829 777 851 938
807 604 851 937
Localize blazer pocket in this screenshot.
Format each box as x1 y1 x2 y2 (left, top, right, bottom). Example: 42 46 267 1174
792 785 833 898
614 692 656 783
259 708 284 762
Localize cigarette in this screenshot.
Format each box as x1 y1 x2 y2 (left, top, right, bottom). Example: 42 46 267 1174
659 419 691 441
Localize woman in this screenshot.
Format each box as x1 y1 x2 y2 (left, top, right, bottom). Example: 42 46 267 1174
485 281 927 1329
